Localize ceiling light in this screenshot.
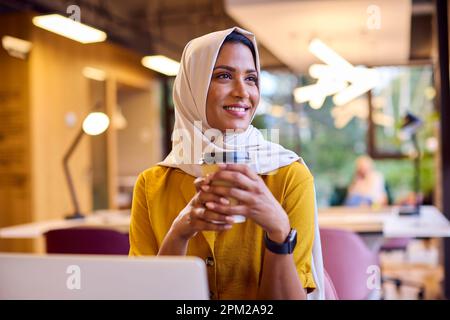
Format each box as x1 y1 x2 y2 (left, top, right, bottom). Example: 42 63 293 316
308 39 353 72
32 14 107 44
141 55 180 76
82 67 106 81
2 35 32 59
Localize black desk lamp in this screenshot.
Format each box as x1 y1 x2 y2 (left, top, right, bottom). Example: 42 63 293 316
64 112 110 220
399 112 423 216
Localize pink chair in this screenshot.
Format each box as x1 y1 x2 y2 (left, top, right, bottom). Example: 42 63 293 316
45 227 130 255
320 228 379 300
324 269 339 300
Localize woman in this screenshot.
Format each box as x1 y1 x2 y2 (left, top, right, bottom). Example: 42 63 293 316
345 155 387 207
129 27 324 300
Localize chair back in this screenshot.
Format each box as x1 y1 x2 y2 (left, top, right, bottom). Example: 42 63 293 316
320 228 379 299
324 269 339 300
45 227 130 255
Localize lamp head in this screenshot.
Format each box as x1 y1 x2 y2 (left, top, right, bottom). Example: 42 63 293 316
82 112 109 135
399 112 422 141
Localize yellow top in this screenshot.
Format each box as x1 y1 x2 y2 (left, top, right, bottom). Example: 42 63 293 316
129 161 316 299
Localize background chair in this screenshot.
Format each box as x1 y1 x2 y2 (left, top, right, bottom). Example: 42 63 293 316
320 227 380 300
320 227 425 299
44 227 130 255
324 269 339 300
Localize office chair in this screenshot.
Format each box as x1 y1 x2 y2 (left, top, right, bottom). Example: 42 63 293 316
45 227 130 255
320 227 380 299
324 269 339 300
320 228 425 299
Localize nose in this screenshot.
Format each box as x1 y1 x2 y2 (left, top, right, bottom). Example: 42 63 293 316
231 78 250 99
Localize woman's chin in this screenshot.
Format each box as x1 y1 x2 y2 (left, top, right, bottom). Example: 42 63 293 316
220 120 250 132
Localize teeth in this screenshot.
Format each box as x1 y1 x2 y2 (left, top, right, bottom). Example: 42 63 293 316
224 106 247 111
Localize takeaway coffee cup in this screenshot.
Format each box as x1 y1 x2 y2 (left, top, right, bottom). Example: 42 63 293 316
200 151 255 223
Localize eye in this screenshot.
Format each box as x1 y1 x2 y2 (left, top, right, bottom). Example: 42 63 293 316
246 75 258 83
216 73 231 80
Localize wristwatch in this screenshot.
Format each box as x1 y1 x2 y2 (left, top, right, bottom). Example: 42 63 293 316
264 228 297 254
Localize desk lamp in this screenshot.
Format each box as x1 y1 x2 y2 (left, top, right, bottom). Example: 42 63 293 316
399 112 423 216
64 112 110 220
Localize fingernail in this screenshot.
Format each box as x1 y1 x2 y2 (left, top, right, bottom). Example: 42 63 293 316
201 185 210 192
224 224 232 229
220 197 230 205
205 202 214 209
226 216 235 223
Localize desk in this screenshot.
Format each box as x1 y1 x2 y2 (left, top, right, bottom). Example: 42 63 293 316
318 206 392 235
1 206 450 240
318 205 450 252
0 210 130 239
318 205 450 238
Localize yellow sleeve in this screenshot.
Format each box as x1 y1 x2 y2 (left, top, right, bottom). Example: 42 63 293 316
129 172 158 256
282 163 316 291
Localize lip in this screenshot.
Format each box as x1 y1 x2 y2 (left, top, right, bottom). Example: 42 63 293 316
223 104 251 118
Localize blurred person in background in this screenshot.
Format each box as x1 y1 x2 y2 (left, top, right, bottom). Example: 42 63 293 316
345 155 388 207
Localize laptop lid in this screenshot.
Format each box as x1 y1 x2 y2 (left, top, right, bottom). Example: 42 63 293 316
0 253 209 300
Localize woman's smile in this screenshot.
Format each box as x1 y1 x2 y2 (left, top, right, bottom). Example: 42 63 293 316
223 104 252 118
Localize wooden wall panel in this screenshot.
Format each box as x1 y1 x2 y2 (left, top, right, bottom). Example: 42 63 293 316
0 13 34 252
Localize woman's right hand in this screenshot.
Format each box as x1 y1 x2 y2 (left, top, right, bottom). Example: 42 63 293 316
170 175 235 241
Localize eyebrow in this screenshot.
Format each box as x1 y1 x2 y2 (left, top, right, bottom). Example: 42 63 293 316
213 65 257 74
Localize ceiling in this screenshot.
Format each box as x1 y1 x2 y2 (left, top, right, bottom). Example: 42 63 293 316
0 0 433 73
225 0 422 73
0 0 285 68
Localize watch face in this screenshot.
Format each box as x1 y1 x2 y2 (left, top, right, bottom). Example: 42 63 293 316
288 229 297 242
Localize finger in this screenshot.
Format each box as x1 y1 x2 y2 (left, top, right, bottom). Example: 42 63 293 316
194 176 210 192
208 185 255 205
196 191 229 207
202 209 235 224
190 211 233 231
191 206 206 219
205 202 249 217
196 220 233 232
211 170 257 191
192 206 231 223
224 163 259 180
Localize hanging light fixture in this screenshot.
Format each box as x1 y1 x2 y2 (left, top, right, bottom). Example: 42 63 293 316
33 14 107 44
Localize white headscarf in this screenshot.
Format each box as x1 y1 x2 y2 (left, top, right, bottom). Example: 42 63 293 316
158 26 325 299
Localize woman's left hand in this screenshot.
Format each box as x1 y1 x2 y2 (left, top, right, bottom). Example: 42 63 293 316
202 163 291 243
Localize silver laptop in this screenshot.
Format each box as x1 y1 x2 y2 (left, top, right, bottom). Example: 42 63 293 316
0 253 209 300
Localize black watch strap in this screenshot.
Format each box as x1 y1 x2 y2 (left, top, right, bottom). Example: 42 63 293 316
264 228 297 254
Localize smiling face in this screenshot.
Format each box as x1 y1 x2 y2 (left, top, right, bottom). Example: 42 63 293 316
206 42 260 132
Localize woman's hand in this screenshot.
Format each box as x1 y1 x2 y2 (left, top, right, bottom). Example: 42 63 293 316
170 174 235 241
204 164 291 243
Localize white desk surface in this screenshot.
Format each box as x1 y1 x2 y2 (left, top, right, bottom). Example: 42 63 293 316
1 206 450 239
0 210 130 239
319 205 450 238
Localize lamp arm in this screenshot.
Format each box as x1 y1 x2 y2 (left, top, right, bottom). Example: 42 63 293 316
63 128 85 216
412 133 421 210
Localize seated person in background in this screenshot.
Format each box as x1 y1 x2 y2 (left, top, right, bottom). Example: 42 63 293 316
344 155 387 207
